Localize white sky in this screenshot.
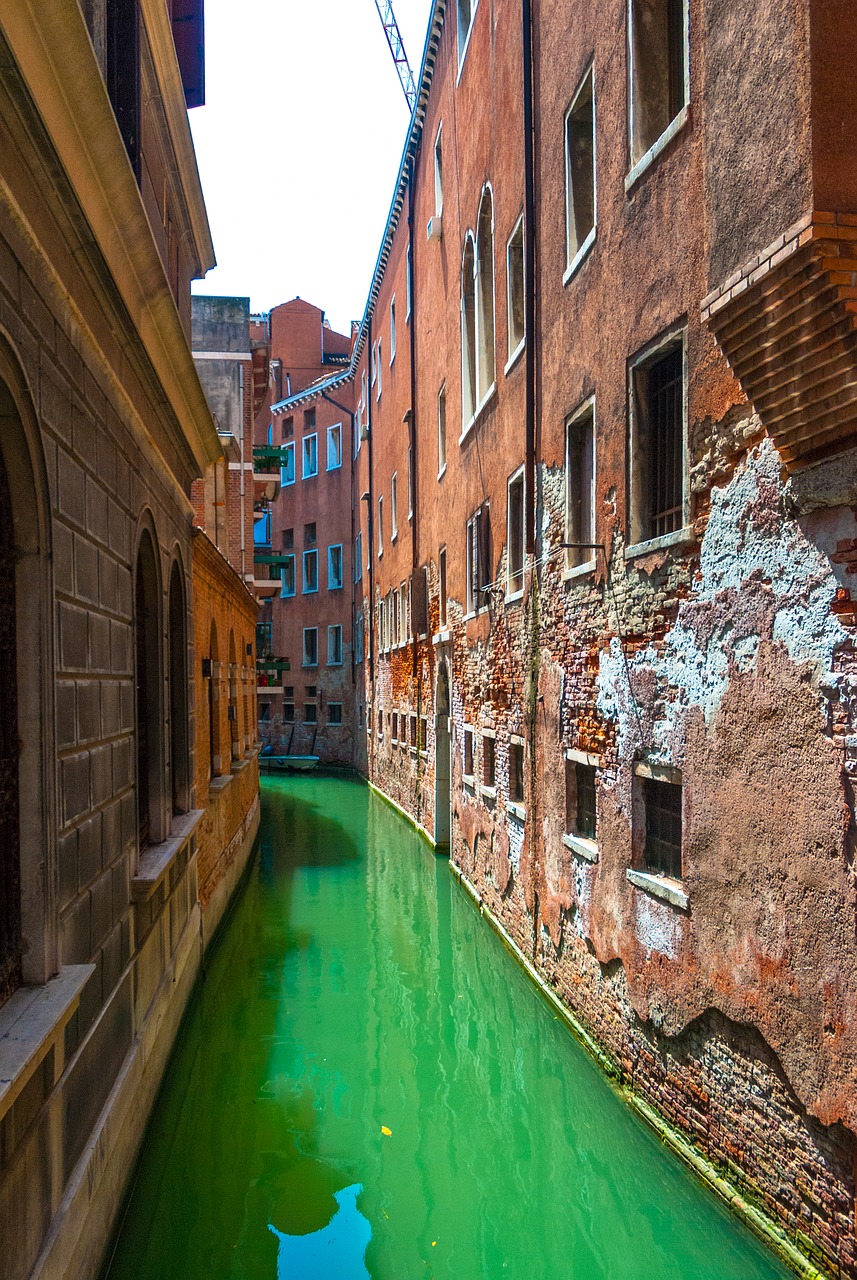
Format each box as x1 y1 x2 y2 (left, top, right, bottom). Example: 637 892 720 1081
190 0 434 336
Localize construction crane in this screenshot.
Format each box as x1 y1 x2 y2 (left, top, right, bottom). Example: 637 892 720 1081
373 0 417 112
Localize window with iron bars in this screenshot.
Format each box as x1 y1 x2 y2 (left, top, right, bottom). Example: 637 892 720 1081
466 504 491 614
630 339 684 543
643 777 682 879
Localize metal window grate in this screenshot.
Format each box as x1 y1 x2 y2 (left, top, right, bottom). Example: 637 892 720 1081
644 778 682 879
647 346 683 538
575 764 597 839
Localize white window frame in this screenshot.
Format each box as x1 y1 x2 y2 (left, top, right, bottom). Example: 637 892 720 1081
376 339 383 399
626 327 691 557
457 0 479 72
434 125 443 215
302 548 318 594
302 627 318 668
328 543 343 590
377 495 384 558
302 432 318 479
280 440 296 486
506 214 525 369
391 472 398 542
626 0 690 188
326 423 342 470
564 63 597 283
390 297 396 363
280 553 296 599
437 382 447 478
354 530 363 583
328 624 343 666
565 396 597 578
506 465 526 602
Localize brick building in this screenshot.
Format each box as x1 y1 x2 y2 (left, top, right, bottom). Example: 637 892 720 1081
266 1 857 1274
0 4 259 1278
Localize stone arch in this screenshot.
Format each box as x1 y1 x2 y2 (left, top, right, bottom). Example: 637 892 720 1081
168 557 190 815
134 517 166 849
228 628 239 760
208 618 221 777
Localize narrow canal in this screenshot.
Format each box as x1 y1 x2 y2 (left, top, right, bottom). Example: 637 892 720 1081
104 775 789 1280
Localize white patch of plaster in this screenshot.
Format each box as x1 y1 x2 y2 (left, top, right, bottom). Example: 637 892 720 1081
634 892 682 959
507 811 524 873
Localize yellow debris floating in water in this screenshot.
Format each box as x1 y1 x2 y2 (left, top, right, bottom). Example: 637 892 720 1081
381 1125 392 1136
432 1241 437 1247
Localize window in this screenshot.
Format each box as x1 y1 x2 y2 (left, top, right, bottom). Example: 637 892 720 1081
400 581 409 641
406 244 412 318
358 704 364 729
302 628 318 667
457 0 477 64
259 701 271 722
434 126 443 215
376 339 383 397
135 529 163 846
420 717 427 752
281 554 296 598
304 407 316 432
377 496 384 557
565 67 596 271
302 549 318 593
437 384 447 475
354 531 363 582
327 423 342 470
390 298 396 362
284 686 294 698
566 761 597 838
304 702 317 724
410 714 418 750
463 727 475 778
283 415 294 439
169 571 189 815
391 472 398 541
507 216 525 359
283 702 295 723
283 527 294 549
643 777 682 879
461 235 476 427
407 445 413 519
328 624 343 666
306 685 317 698
630 337 685 544
629 0 688 167
328 544 343 590
328 703 343 725
304 522 317 545
476 187 496 404
439 547 447 626
466 504 491 614
302 433 318 478
482 734 496 788
509 742 525 803
107 0 141 172
565 401 596 569
281 441 296 486
355 612 365 665
392 711 398 741
507 469 525 597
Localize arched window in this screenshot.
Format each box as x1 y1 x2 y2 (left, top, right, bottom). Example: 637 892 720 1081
168 560 189 815
208 620 220 777
134 528 163 849
461 233 476 427
0 446 21 1005
241 634 250 751
228 629 239 761
476 186 496 402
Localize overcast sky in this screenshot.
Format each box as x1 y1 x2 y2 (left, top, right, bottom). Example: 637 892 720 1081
190 0 434 335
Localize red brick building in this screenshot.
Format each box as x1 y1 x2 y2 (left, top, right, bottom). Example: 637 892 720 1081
262 1 857 1274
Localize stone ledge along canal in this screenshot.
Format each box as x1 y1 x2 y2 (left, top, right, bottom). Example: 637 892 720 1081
103 775 790 1280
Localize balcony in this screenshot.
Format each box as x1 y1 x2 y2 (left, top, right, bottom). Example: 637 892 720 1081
256 658 290 698
703 212 857 470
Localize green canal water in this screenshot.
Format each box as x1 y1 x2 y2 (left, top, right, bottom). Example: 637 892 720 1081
104 775 790 1280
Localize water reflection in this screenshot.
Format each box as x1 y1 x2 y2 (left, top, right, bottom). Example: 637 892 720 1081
269 1184 371 1280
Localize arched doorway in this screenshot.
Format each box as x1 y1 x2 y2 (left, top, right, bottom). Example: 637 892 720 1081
434 659 451 850
168 560 189 815
208 620 220 777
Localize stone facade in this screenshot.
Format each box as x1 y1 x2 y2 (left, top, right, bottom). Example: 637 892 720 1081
269 1 857 1274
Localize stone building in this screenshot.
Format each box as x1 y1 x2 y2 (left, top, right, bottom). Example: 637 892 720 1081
262 0 857 1274
0 4 258 1278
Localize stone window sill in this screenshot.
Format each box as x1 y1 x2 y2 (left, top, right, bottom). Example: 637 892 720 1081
505 587 524 606
504 339 525 377
432 629 452 646
463 773 476 793
0 964 94 1122
627 868 689 911
625 105 690 192
231 757 250 774
625 525 694 561
459 384 497 446
506 800 526 822
563 225 596 286
480 784 497 801
563 558 597 583
563 832 598 863
132 809 205 903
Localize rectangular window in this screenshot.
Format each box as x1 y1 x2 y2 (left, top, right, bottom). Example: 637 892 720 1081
259 702 271 722
281 441 296 486
328 702 343 725
377 496 384 556
410 714 418 749
354 531 363 582
304 408 316 432
566 401 596 569
507 469 525 597
507 216 525 359
482 735 496 787
328 625 343 666
283 415 294 439
283 702 295 723
390 298 396 362
304 702 317 724
567 762 597 838
457 0 476 63
400 582 409 641
376 339 383 398
565 67 596 270
283 527 294 549
434 126 443 215
358 704 364 729
281 554 296 598
304 522 317 545
643 777 682 879
306 685 317 698
466 504 491 614
391 473 398 541
420 717 428 753
327 423 342 470
302 549 318 593
355 612 364 665
392 711 398 742
509 742 525 803
629 0 688 167
302 628 318 667
630 338 685 543
406 243 412 318
328 544 343 590
302 433 318 478
437 384 447 475
407 445 413 519
439 547 447 627
463 727 475 778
